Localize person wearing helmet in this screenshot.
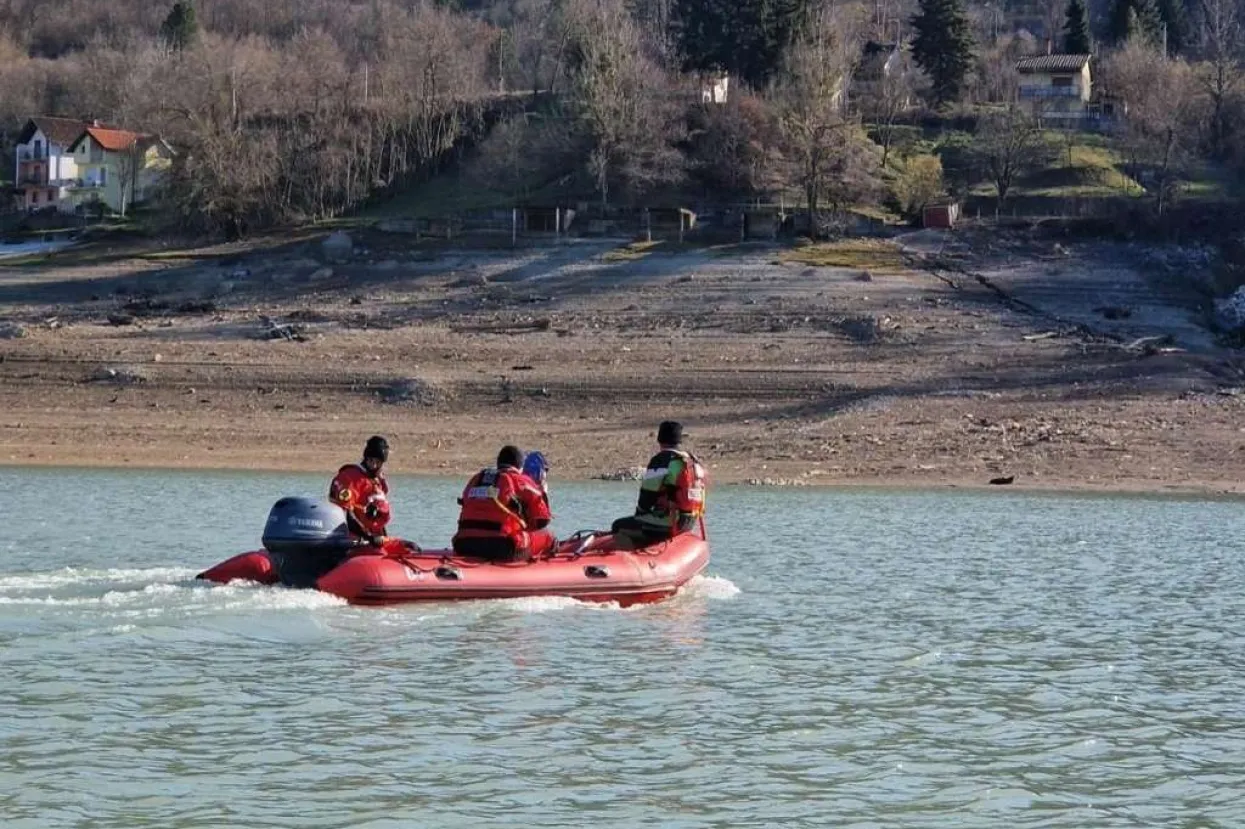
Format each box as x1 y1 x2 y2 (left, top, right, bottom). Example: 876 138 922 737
329 435 392 546
522 450 551 498
452 445 555 562
611 420 707 546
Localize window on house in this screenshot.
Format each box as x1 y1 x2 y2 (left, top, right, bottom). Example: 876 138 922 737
99 168 107 187
1051 76 1073 87
33 140 43 159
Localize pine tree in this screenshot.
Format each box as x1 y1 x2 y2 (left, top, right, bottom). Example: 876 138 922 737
159 1 198 52
1063 0 1092 54
1156 0 1188 54
911 0 976 107
1134 0 1165 43
671 0 808 89
1108 0 1162 45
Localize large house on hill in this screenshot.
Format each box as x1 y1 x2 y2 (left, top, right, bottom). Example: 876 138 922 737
12 116 174 215
66 125 174 216
13 116 89 213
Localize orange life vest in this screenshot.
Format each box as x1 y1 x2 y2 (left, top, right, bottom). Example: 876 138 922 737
329 463 390 537
668 449 707 518
455 467 544 543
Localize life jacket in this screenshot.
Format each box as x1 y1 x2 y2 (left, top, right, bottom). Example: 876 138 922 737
667 449 707 518
455 467 529 542
330 463 390 536
638 449 707 523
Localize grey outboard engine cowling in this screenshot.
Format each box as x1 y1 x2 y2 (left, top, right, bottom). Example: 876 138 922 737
261 497 354 587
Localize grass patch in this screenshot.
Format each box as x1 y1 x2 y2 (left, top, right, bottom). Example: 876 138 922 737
778 239 907 272
1020 140 1144 197
601 240 665 261
363 174 513 218
362 169 591 219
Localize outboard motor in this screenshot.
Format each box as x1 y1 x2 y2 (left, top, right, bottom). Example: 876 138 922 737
261 497 354 588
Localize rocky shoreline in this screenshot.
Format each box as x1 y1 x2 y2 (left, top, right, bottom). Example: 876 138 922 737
1 227 1242 495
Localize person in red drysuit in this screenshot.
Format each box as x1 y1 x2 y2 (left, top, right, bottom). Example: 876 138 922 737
329 435 391 546
452 445 555 562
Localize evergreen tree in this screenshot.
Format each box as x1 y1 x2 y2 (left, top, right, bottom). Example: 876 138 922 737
1156 0 1187 54
1134 0 1166 42
159 1 198 52
1063 0 1092 54
671 0 808 89
911 0 975 107
1109 0 1163 45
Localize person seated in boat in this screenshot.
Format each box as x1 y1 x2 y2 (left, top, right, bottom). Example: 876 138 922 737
453 445 556 562
522 450 550 497
329 435 391 546
610 420 707 546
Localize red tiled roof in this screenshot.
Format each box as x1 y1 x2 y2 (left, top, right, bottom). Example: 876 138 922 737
82 126 143 152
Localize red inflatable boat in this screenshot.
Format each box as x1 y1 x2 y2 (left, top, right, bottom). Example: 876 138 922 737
197 530 710 607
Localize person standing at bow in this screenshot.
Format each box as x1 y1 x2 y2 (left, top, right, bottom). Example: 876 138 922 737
329 435 392 546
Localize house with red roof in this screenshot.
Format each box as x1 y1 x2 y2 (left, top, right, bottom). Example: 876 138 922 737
13 116 95 213
65 124 174 216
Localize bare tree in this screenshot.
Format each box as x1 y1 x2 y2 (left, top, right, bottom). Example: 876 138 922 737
686 93 784 200
566 0 684 208
972 33 1032 104
974 104 1049 206
1197 0 1244 159
1038 0 1064 54
773 1 881 229
1106 41 1202 214
859 54 917 167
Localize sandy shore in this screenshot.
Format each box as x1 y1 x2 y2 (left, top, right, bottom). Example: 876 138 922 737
1 227 1242 495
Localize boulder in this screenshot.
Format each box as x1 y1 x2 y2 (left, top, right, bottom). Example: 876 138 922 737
322 231 353 262
1214 286 1245 332
0 321 28 339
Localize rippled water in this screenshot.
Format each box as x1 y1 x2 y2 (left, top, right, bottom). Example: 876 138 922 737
2 467 1244 828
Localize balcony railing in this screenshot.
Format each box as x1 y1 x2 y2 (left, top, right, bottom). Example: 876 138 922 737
17 148 48 161
1019 85 1083 99
66 179 105 190
17 177 79 189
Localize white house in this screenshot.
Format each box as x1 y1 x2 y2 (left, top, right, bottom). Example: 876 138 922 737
65 126 174 215
1015 54 1093 125
700 72 730 104
13 116 92 213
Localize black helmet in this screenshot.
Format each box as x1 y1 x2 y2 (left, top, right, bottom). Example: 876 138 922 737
657 420 682 446
363 435 389 462
497 445 524 469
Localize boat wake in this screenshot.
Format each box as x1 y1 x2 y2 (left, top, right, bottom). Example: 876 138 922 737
0 567 736 619
0 566 345 614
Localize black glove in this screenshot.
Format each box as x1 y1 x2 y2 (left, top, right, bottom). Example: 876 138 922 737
367 533 385 547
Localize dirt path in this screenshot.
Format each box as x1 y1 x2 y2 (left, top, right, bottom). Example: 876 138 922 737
1 227 1242 494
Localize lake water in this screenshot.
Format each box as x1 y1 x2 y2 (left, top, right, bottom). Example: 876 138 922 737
2 467 1243 828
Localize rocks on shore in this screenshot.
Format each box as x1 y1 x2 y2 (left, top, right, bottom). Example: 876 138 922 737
322 231 353 262
0 321 28 339
743 477 810 487
1214 286 1245 333
91 365 150 384
379 378 445 406
596 467 645 482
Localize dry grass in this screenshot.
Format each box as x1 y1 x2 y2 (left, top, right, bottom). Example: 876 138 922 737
777 239 908 272
601 240 665 261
